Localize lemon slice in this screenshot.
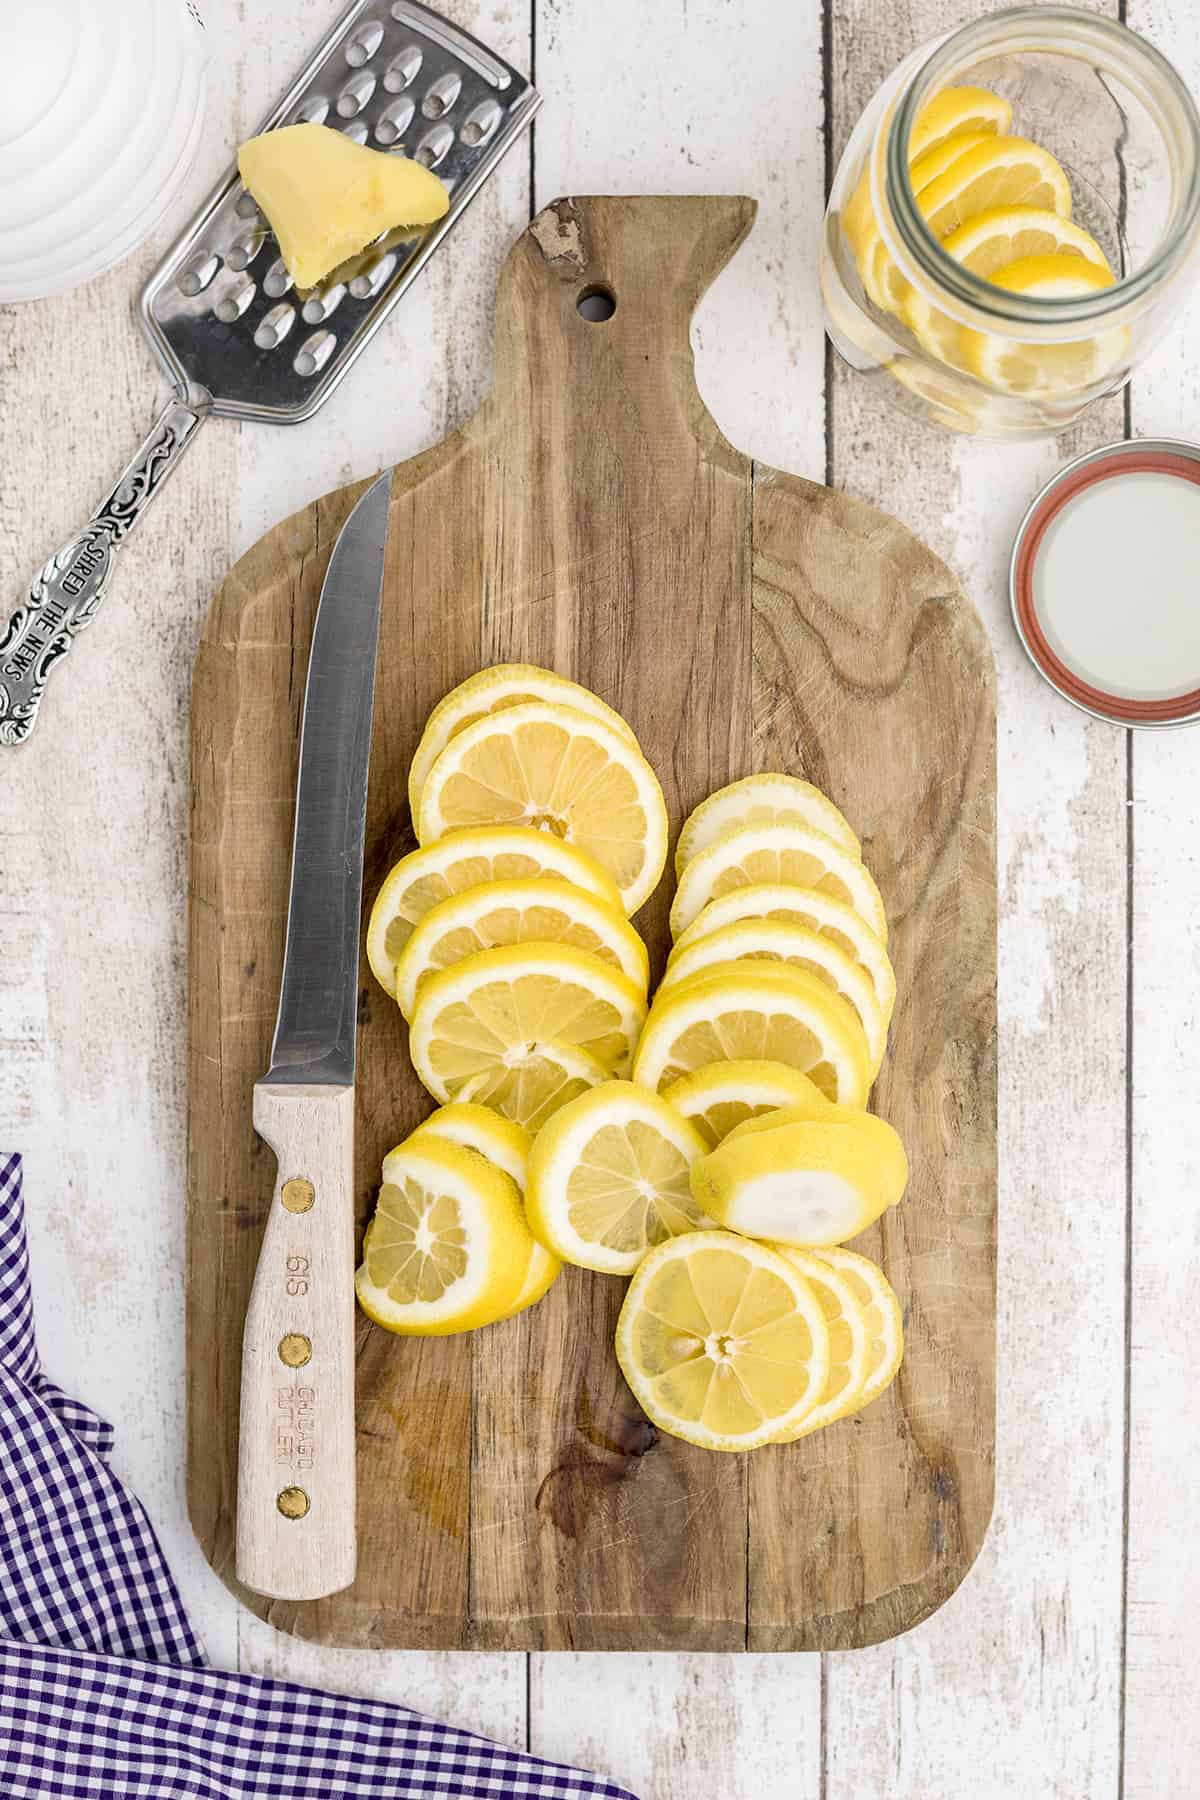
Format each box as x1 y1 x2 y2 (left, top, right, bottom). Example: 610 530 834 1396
632 964 871 1106
907 85 1012 161
526 1080 712 1274
366 826 621 997
409 1101 531 1186
812 1246 905 1411
888 135 993 322
865 239 916 317
407 664 639 824
906 301 972 372
394 878 648 1019
690 1110 908 1247
408 1105 560 1314
907 129 995 200
881 128 1007 322
857 134 990 315
723 1096 839 1140
858 129 996 319
614 1231 831 1451
355 1136 532 1335
843 166 878 271
885 350 1005 434
963 254 1124 395
417 701 669 916
506 1244 563 1313
771 1249 871 1440
940 205 1109 280
917 137 1071 240
664 1061 832 1149
408 942 646 1118
461 1039 612 1134
658 917 888 1076
669 820 888 944
989 251 1117 298
675 774 860 878
670 882 895 1021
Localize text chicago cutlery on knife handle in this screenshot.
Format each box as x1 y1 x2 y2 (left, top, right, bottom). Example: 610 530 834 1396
236 1082 358 1601
0 397 206 747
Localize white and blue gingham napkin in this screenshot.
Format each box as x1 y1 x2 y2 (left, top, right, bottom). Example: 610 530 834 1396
0 1153 638 1800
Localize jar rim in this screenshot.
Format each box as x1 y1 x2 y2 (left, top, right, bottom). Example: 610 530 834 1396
885 4 1200 327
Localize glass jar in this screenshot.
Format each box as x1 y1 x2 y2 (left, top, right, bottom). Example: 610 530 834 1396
821 6 1200 438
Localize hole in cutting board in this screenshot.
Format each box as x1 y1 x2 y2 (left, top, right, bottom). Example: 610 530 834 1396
577 284 616 322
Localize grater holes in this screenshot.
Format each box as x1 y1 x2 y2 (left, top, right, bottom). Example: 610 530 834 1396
262 257 293 299
254 303 296 350
344 20 384 66
374 95 414 145
414 123 454 169
302 284 346 325
341 121 369 144
235 191 261 222
226 232 266 272
349 252 397 299
292 95 330 125
294 330 337 377
422 73 461 119
214 276 256 323
383 46 422 92
461 100 501 147
337 71 376 117
178 253 219 296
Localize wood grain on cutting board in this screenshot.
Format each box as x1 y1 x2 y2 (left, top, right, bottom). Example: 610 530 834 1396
187 195 996 1651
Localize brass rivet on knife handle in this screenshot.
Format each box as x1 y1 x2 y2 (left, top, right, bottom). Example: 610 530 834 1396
278 1332 312 1367
282 1178 314 1213
277 1486 311 1520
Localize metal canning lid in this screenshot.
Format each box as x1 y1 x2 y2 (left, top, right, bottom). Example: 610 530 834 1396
1010 438 1200 729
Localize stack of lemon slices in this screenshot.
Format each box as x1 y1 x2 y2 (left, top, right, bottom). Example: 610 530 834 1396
358 665 907 1457
355 1103 561 1332
367 664 666 1130
844 82 1123 399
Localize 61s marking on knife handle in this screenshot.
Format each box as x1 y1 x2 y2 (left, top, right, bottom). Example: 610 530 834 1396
0 397 205 746
237 1084 357 1599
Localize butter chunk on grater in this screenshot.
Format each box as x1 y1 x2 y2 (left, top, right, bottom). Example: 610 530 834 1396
0 0 538 747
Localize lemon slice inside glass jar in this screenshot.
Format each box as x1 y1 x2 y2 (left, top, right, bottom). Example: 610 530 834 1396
962 254 1126 395
916 136 1072 239
906 84 1012 159
939 206 1109 278
903 208 1112 369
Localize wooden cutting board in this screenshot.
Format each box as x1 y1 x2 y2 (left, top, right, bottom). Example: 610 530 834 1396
187 195 996 1652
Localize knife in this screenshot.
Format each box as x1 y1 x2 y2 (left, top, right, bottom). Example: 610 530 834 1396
235 471 391 1601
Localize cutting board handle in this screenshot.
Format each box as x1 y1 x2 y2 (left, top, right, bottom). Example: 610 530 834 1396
236 1082 357 1600
490 195 757 462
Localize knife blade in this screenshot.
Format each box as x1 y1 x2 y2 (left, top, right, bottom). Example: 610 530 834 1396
266 471 392 1086
236 470 391 1602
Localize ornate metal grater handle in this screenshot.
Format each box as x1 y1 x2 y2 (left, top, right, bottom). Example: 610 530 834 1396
0 397 206 746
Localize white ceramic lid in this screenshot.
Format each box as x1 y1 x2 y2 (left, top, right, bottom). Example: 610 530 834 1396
0 0 209 303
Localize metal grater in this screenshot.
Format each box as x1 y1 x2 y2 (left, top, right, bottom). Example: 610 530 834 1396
0 0 538 746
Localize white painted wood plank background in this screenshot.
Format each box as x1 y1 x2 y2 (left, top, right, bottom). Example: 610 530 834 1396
1 0 1197 1794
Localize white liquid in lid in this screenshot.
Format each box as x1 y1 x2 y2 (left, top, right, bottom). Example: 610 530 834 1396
1033 469 1200 701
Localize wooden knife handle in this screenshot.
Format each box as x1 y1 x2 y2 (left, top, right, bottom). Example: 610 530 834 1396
236 1082 357 1599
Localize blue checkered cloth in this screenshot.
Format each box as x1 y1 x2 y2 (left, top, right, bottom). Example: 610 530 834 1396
0 1153 637 1799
